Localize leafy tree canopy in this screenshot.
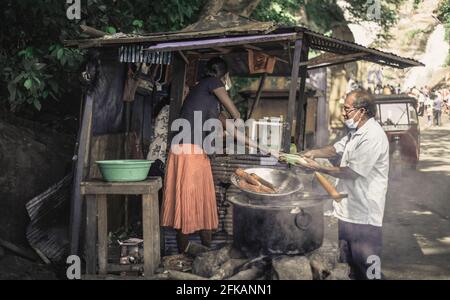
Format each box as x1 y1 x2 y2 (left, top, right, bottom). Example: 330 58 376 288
0 0 205 112
0 0 401 113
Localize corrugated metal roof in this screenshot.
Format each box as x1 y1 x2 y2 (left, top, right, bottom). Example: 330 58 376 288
303 29 423 68
119 45 172 64
65 23 423 70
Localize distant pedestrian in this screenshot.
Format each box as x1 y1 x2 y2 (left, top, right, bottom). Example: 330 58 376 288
417 92 425 116
432 94 443 126
426 103 433 127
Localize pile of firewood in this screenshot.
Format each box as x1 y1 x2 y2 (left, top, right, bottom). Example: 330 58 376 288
159 241 351 280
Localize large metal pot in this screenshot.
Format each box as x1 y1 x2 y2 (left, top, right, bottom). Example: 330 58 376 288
228 191 326 256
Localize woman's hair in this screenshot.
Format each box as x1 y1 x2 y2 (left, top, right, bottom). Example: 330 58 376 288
204 57 228 79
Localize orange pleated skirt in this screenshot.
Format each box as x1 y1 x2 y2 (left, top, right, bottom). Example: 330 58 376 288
161 144 218 235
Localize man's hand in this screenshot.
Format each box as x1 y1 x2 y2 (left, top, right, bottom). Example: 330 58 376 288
302 157 323 171
303 150 316 160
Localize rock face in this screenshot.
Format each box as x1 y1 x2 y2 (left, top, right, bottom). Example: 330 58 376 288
0 119 73 246
0 255 57 280
192 245 234 277
168 242 351 281
307 241 340 280
326 263 351 280
271 256 313 280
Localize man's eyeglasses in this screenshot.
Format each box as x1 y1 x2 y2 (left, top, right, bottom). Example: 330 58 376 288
343 107 358 113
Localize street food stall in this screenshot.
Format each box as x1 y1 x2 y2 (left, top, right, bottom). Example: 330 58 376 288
66 13 423 277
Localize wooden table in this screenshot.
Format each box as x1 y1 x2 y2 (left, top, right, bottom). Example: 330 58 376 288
81 178 162 277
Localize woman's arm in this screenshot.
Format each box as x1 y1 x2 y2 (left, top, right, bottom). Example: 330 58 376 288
213 87 241 120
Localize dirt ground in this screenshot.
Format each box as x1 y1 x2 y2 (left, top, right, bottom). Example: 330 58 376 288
324 113 450 280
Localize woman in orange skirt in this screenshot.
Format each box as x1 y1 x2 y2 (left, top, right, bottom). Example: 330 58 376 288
161 58 241 253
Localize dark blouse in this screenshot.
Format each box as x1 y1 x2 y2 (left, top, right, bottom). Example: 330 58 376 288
177 77 224 147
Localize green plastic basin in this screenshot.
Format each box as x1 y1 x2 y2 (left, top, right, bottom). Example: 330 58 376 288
96 160 154 182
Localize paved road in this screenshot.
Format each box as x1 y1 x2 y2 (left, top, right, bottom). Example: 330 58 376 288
383 116 450 279
324 114 450 279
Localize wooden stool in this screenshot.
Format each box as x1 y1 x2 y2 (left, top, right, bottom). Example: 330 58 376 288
81 178 162 277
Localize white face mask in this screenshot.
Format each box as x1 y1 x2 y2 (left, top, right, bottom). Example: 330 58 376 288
344 109 363 130
344 118 359 130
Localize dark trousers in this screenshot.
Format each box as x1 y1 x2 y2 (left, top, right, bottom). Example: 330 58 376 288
338 220 383 280
433 110 442 126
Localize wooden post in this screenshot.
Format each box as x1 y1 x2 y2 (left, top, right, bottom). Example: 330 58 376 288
283 36 303 153
311 68 329 147
97 195 108 275
70 92 94 255
142 193 160 277
247 73 268 119
295 38 310 151
85 195 97 274
168 53 187 144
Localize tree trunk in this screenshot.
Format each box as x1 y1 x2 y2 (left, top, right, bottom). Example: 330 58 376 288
199 0 262 19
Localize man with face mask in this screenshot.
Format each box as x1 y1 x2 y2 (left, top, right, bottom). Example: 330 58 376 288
301 90 389 280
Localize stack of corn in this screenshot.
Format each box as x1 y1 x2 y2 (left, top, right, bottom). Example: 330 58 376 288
279 153 309 167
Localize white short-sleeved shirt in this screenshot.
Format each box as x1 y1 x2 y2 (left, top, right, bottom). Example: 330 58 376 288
332 118 390 227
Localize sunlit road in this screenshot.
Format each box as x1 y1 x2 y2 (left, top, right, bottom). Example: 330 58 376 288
382 116 450 279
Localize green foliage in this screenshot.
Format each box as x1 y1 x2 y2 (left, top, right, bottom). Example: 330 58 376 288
0 0 402 112
252 0 402 35
0 0 205 112
406 28 426 42
252 0 305 26
438 1 450 66
342 0 402 35
438 1 450 40
413 0 422 10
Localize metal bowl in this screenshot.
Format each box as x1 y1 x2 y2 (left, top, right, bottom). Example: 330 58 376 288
230 168 304 202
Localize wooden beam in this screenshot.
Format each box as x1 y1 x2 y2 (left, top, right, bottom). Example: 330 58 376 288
81 178 162 195
168 54 187 144
70 89 94 255
80 25 108 38
243 44 263 51
283 37 303 153
212 47 232 54
186 51 200 56
296 38 311 151
300 52 367 69
144 33 297 53
307 58 361 70
177 51 189 65
247 73 268 120
0 239 39 262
